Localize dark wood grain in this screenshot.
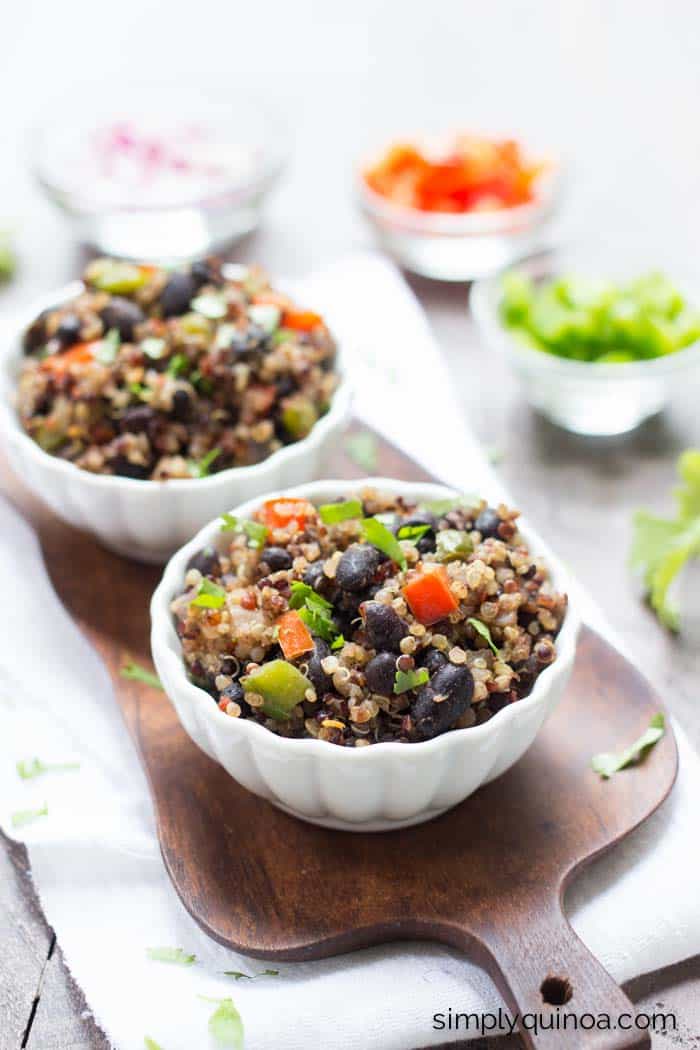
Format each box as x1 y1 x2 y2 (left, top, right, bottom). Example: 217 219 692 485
2 431 679 1050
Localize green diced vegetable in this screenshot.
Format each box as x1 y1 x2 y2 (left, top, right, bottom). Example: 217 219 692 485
167 352 189 376
0 230 17 283
241 659 311 720
500 268 700 363
318 499 363 524
85 259 148 294
436 529 473 562
281 397 318 439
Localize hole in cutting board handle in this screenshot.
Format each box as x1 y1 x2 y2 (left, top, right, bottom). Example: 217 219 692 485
540 975 573 1006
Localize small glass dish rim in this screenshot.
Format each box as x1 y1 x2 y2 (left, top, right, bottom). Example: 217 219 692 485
355 132 564 237
29 90 288 218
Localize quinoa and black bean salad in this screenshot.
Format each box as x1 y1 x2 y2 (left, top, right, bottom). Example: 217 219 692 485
171 489 568 745
17 258 338 479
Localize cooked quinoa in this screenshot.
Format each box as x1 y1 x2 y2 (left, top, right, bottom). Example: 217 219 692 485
17 257 338 479
171 489 568 746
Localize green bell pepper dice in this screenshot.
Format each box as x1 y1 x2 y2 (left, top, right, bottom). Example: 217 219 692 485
241 659 311 721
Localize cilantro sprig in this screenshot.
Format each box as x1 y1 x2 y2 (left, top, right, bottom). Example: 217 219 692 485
188 446 221 478
147 946 196 966
191 578 227 609
201 997 244 1049
591 714 665 779
219 513 268 549
289 581 341 644
467 618 499 655
223 968 279 980
630 450 700 630
120 661 163 690
361 517 407 570
11 804 48 828
17 758 80 780
394 667 429 694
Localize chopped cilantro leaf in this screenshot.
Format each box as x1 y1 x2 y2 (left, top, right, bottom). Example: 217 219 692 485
394 667 429 694
146 946 196 966
191 578 226 609
630 449 700 629
17 757 80 780
467 617 499 655
592 714 665 778
120 662 163 690
11 804 48 828
318 499 363 525
361 517 407 570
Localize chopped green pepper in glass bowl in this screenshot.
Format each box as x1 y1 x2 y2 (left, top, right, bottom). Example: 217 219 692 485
471 244 700 435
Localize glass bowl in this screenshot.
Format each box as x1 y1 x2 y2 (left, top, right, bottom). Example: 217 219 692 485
471 245 700 435
30 82 288 263
356 135 563 281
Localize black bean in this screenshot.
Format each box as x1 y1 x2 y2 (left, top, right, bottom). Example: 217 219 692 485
275 374 296 398
110 455 151 480
419 648 448 675
261 546 292 572
171 388 191 421
186 545 220 576
307 640 331 697
23 310 49 353
335 544 382 592
303 561 330 594
119 405 156 434
220 681 244 704
160 273 197 317
410 663 474 740
190 259 220 288
228 324 267 355
364 651 397 697
100 298 145 341
56 314 82 346
475 507 501 539
363 601 408 651
488 692 512 714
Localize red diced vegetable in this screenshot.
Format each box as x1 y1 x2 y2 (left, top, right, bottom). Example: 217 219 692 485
402 565 458 625
277 610 314 660
261 497 313 531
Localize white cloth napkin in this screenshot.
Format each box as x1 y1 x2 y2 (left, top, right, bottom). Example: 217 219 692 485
1 254 699 1050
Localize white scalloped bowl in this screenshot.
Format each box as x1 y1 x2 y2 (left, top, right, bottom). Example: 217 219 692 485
0 284 351 563
151 478 581 832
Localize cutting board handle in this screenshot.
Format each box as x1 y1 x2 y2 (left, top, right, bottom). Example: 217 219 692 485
470 899 650 1050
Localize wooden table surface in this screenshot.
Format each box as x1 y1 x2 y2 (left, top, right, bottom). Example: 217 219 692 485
2 4 700 1045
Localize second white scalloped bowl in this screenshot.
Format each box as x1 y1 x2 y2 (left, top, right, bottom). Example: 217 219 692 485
0 284 351 563
151 479 580 831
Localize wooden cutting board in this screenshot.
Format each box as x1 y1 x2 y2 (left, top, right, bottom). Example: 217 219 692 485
3 427 678 1050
